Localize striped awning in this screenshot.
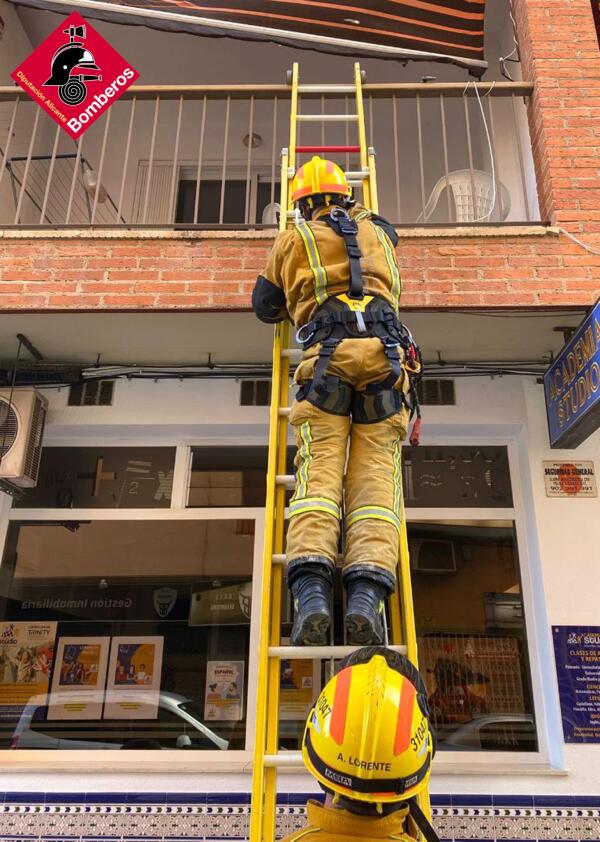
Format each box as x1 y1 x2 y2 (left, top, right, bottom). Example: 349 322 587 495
12 0 488 74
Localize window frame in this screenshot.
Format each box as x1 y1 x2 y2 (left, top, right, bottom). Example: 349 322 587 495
0 435 564 774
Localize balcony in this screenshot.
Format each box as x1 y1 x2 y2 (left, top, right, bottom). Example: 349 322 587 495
0 77 538 229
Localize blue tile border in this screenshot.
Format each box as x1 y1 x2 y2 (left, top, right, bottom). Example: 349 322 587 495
0 791 599 842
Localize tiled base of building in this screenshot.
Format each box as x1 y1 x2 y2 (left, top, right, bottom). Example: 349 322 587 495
0 794 599 841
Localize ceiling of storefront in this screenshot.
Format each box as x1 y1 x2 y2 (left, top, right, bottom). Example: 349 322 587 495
0 309 587 369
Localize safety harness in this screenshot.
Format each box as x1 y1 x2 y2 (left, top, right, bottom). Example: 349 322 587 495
295 207 422 434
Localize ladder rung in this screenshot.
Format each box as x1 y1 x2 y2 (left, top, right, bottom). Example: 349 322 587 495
344 170 370 179
276 474 295 488
265 752 303 768
347 180 362 187
281 349 302 361
298 85 355 94
296 145 361 154
297 114 359 123
269 645 408 659
278 407 291 417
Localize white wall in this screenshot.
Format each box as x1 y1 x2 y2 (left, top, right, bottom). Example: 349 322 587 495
0 371 599 795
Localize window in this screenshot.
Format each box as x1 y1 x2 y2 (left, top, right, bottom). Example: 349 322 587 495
175 174 275 225
188 446 294 507
276 447 538 755
0 517 253 751
412 521 536 752
1 441 542 762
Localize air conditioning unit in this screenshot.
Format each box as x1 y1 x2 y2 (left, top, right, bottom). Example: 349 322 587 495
0 388 48 487
410 538 456 574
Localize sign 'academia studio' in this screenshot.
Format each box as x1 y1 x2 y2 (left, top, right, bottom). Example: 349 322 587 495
544 299 600 449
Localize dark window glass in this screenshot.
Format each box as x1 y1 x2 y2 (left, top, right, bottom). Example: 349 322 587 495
278 521 537 754
188 446 294 507
13 448 176 509
412 521 537 752
175 179 275 225
0 520 252 751
403 446 513 508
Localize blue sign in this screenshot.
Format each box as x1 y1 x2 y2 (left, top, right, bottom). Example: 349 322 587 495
544 299 600 448
552 626 600 743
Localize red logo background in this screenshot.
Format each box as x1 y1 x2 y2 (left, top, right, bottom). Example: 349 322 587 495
11 11 139 139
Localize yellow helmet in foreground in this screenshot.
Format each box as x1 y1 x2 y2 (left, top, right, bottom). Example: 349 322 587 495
291 156 351 205
302 647 434 806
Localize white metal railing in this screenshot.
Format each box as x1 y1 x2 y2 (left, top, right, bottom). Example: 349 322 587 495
0 81 537 228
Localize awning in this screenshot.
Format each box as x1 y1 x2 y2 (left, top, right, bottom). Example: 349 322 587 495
11 0 488 75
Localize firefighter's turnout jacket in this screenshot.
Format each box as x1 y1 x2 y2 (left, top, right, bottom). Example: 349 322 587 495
252 204 417 580
281 800 418 842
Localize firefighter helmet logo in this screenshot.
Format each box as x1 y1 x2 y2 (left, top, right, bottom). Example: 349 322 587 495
44 23 102 106
11 11 138 139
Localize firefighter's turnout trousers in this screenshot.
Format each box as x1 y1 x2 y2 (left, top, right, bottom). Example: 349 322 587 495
285 337 410 579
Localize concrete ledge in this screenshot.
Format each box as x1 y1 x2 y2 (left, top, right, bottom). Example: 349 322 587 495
0 225 558 240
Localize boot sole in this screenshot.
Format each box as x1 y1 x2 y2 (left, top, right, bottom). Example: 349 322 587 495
346 613 384 646
291 613 330 646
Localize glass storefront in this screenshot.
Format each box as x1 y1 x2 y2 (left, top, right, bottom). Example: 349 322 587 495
0 443 538 756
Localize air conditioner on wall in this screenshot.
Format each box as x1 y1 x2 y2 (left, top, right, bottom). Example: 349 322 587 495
410 539 457 574
0 388 48 487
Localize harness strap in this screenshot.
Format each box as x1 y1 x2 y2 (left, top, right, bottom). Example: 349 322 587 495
408 799 440 842
324 208 363 300
311 338 342 397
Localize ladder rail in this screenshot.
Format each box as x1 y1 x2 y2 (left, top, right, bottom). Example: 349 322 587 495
249 321 288 842
250 60 432 842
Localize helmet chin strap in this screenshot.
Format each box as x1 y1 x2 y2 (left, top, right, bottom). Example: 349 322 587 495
321 785 405 817
297 193 353 221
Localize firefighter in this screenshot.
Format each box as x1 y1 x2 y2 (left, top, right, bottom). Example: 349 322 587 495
252 156 421 646
280 647 438 842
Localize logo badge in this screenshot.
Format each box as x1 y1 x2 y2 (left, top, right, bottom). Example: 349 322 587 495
11 11 138 139
153 587 178 619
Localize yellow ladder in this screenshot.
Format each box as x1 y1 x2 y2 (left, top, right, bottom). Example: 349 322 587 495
249 62 431 842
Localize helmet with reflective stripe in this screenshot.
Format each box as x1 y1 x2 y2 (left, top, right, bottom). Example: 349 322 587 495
291 156 351 204
302 647 434 806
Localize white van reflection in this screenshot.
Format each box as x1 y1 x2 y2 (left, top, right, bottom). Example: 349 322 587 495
11 691 229 750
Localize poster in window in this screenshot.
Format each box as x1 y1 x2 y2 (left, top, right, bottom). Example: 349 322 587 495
204 660 245 721
47 637 110 720
104 636 164 719
0 621 57 721
279 656 319 721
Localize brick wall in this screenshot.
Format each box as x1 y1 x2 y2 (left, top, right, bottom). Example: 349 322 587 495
514 0 600 237
0 228 597 311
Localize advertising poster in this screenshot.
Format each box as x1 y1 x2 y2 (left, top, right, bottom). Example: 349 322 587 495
47 637 110 720
0 621 57 721
204 661 245 721
280 656 319 721
543 461 597 497
104 636 164 720
553 626 600 742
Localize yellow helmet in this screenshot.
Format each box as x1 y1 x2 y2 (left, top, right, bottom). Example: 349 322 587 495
291 156 351 205
302 647 434 806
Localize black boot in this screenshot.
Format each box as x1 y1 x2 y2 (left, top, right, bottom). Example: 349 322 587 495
343 566 395 646
288 557 334 646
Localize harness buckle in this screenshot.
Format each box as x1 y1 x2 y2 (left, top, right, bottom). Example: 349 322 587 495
295 323 316 345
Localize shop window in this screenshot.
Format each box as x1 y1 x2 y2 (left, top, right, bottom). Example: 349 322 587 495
188 446 294 507
0 520 253 751
414 521 536 752
13 447 176 509
278 520 537 754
